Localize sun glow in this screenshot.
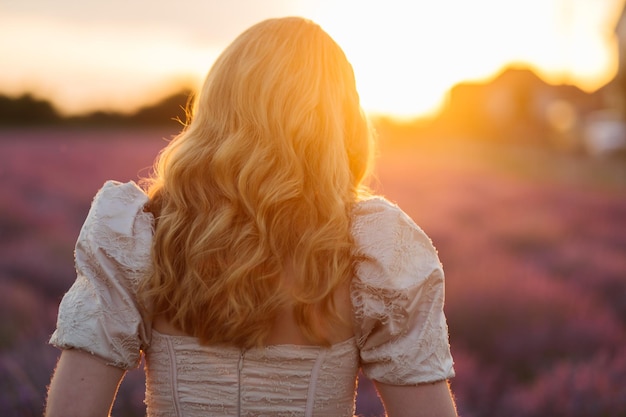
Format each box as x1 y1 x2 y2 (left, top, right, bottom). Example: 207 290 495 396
307 0 622 119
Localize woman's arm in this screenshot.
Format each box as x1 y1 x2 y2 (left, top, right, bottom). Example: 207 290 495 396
376 380 458 417
45 349 126 417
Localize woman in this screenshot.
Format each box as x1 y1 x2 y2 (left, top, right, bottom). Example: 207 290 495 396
45 17 457 417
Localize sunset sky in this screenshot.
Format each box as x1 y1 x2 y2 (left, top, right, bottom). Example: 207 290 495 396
2 0 625 118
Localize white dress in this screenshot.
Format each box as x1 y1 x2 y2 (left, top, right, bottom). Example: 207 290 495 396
50 180 455 417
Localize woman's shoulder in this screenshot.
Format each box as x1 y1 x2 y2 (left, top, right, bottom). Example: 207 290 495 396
50 181 154 369
352 196 420 234
90 180 149 220
350 196 454 385
351 196 441 289
78 180 153 272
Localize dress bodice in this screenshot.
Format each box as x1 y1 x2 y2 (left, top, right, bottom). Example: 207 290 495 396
145 331 359 417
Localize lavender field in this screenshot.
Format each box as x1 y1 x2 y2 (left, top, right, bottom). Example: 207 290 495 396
1 127 625 416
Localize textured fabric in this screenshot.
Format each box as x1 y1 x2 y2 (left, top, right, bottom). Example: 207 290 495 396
145 331 358 417
50 181 153 369
50 180 455 416
351 197 455 385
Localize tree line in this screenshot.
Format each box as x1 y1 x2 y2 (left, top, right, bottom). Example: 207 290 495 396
0 90 192 128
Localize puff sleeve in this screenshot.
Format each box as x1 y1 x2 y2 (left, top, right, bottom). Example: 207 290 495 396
49 180 154 369
351 197 454 385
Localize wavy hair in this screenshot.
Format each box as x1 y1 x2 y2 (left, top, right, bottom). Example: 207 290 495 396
141 17 374 348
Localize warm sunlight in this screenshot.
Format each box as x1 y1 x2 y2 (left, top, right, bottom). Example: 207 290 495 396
0 0 623 118
308 0 622 119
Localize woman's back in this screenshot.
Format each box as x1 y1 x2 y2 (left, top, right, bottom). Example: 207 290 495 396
146 267 357 416
48 180 455 416
147 272 356 415
152 276 353 346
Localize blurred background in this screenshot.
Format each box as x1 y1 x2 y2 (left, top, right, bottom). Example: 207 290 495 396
1 1 625 416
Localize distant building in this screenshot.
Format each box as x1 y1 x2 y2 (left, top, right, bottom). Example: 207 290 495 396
427 5 626 156
581 5 626 156
434 66 602 151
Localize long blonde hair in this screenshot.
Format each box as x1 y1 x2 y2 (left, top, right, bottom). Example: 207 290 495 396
142 17 374 348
